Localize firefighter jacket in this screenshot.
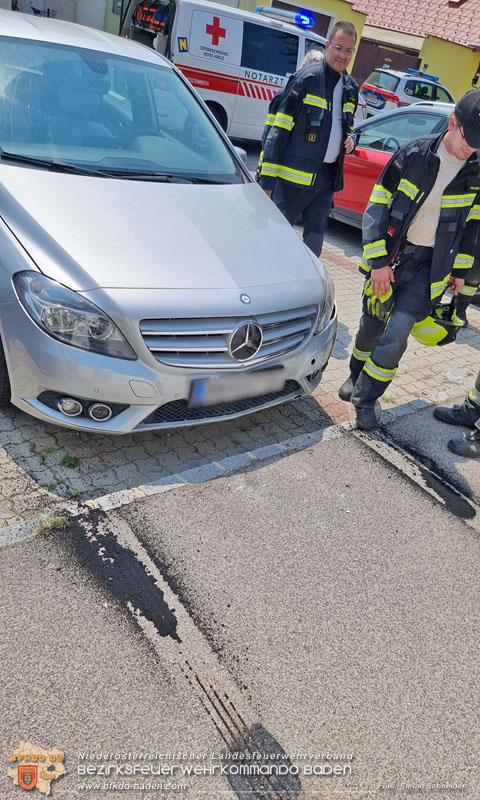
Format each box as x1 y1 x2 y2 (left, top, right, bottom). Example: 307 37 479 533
258 59 358 192
361 132 480 303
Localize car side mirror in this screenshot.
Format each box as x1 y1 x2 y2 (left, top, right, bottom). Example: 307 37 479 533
233 145 248 166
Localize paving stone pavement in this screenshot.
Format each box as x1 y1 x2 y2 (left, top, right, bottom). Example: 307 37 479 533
1 221 479 525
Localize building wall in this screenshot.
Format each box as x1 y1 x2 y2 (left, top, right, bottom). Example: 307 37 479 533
419 36 480 101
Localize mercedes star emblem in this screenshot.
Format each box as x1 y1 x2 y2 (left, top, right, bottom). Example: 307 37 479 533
229 322 263 361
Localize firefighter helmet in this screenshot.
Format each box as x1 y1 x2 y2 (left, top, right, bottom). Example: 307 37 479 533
410 300 464 346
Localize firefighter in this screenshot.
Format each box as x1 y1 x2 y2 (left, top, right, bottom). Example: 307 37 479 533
433 369 480 458
258 21 358 257
338 89 480 431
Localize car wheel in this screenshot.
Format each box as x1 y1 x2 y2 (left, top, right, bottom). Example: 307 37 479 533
0 338 11 406
206 102 227 131
471 288 480 306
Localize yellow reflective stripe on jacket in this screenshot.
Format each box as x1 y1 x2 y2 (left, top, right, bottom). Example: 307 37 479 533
303 94 328 109
260 162 314 186
398 178 419 201
258 149 264 166
441 193 476 208
453 253 474 270
265 113 276 127
352 346 371 362
458 284 478 297
360 254 371 273
272 112 295 131
363 358 397 382
469 387 480 407
343 101 355 114
467 204 480 222
364 239 388 259
369 183 393 206
430 276 450 301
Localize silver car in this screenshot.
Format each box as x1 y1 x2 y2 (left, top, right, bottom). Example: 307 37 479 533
0 10 336 434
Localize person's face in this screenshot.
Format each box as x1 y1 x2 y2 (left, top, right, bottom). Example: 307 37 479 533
325 30 356 74
444 115 477 160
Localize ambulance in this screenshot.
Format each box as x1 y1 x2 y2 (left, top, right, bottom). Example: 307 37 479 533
127 0 327 140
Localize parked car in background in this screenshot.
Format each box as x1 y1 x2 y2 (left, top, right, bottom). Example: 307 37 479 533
331 102 454 228
360 68 454 117
0 10 336 434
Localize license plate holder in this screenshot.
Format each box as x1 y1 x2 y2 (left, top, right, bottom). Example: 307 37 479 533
188 367 285 408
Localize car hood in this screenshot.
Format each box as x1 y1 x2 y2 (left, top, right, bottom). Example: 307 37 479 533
0 167 320 291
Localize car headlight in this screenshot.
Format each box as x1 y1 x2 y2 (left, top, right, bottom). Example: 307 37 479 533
13 272 137 360
314 266 335 333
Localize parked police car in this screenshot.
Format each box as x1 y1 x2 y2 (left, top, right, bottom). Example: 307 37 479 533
360 68 455 117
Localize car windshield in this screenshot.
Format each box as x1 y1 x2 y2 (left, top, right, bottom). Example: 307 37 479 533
0 36 245 182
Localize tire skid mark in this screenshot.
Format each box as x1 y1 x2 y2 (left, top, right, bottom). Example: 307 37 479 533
62 508 302 800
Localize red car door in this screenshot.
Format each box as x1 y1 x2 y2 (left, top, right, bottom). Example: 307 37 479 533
335 147 391 216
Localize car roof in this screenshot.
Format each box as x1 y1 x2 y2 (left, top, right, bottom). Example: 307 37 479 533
0 8 171 67
373 67 447 86
354 101 453 130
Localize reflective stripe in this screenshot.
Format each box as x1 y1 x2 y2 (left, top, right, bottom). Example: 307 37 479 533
369 183 393 206
272 112 295 131
398 178 419 200
265 113 275 127
364 239 388 259
458 284 478 297
410 317 447 345
258 149 264 166
467 204 480 222
360 254 371 274
303 94 327 109
469 387 480 407
453 253 474 270
260 162 314 186
430 276 449 301
363 358 397 382
352 346 371 362
343 101 355 114
441 193 476 208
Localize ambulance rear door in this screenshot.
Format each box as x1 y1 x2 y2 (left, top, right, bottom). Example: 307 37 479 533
170 2 242 133
230 20 299 140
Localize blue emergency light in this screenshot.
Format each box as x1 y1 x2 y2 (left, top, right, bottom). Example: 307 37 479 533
407 67 439 82
295 13 314 27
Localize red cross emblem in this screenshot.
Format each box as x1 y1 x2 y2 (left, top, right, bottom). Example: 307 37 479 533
206 16 226 46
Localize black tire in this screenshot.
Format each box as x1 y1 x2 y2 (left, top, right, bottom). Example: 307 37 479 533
206 102 227 131
0 337 11 406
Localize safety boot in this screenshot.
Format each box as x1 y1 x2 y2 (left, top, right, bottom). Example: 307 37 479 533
433 401 480 428
338 376 355 402
448 429 480 459
355 406 378 431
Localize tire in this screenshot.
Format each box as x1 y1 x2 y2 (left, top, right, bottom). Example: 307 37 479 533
0 337 11 406
206 102 227 132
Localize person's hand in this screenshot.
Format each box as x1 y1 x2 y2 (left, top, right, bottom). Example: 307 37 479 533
371 265 395 297
264 189 273 198
447 276 465 296
344 135 355 155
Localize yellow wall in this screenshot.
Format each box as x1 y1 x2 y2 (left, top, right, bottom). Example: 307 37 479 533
238 0 366 55
419 36 480 102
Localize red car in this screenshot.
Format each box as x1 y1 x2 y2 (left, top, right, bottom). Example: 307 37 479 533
331 102 453 229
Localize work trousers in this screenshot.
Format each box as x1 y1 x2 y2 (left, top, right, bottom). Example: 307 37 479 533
454 260 480 313
272 162 337 257
350 244 433 409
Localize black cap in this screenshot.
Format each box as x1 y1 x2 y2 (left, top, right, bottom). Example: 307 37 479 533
455 89 480 148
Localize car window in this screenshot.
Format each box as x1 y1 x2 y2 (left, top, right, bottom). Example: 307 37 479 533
241 23 298 76
435 85 454 103
356 112 446 153
404 80 434 100
0 35 245 182
305 38 326 58
365 70 400 92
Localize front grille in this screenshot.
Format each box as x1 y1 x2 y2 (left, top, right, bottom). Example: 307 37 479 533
139 305 318 369
140 380 302 425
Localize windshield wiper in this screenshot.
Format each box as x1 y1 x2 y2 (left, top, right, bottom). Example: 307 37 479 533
0 150 114 177
98 170 230 184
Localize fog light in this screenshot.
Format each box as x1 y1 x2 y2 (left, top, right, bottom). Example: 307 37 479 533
88 403 113 421
57 397 83 417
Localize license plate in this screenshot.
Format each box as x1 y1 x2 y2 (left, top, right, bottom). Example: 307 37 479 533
189 368 285 408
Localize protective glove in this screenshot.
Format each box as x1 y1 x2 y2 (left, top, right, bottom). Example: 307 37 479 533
364 278 393 322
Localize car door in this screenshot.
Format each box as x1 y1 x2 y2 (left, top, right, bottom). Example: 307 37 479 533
333 110 448 224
